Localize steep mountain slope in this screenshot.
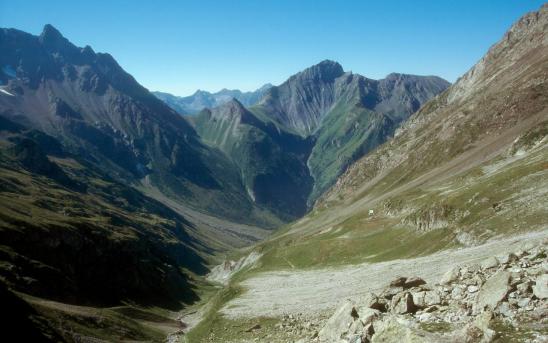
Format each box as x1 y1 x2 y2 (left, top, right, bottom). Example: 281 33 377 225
153 83 272 115
0 121 207 307
0 25 282 227
192 99 314 218
305 72 450 200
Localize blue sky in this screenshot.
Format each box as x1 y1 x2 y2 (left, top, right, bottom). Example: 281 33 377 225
0 0 545 96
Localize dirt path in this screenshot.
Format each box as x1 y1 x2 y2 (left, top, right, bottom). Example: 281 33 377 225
220 229 548 319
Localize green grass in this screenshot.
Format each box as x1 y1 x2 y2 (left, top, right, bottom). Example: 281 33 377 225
308 101 393 202
25 298 173 342
184 285 243 342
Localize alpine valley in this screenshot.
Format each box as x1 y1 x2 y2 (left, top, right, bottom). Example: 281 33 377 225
0 3 547 343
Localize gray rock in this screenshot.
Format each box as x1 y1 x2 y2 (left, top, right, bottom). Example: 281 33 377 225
496 302 515 318
517 297 531 308
318 300 358 342
371 316 450 343
472 310 495 342
476 271 511 310
361 292 386 312
404 276 427 289
440 266 460 285
347 319 365 341
389 276 407 288
533 274 548 299
468 285 479 293
390 292 416 314
411 291 426 308
357 307 380 326
424 291 442 306
481 256 499 270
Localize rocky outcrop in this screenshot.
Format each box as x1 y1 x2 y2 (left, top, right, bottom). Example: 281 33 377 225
206 251 262 285
316 242 547 342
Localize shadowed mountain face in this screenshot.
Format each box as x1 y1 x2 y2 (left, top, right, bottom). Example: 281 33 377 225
153 83 272 115
193 99 314 219
0 117 206 309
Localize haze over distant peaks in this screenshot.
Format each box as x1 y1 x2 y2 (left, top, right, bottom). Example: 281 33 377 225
153 83 273 115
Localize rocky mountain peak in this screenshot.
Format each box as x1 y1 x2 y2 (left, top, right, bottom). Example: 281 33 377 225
219 97 247 115
39 24 70 50
298 59 345 82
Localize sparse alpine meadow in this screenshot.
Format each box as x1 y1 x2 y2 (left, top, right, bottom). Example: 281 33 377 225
0 2 547 343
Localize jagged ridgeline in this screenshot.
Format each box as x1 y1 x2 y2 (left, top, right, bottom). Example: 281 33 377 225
0 24 287 228
190 60 449 212
153 83 273 115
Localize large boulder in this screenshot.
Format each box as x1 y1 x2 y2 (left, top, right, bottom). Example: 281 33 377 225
389 277 407 288
371 316 450 343
440 266 460 285
533 274 548 299
480 257 499 270
404 277 427 289
476 271 511 310
358 307 380 326
361 292 387 312
318 300 359 342
424 291 441 306
390 292 416 314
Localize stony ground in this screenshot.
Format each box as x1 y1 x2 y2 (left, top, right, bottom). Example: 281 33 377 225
220 230 548 321
314 240 547 342
191 231 547 343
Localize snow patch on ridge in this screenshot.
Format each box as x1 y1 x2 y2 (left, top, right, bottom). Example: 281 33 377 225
0 88 15 96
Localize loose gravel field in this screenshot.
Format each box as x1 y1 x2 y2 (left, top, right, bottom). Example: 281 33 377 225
220 230 548 319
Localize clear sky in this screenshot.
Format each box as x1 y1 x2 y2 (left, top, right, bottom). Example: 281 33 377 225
0 0 545 96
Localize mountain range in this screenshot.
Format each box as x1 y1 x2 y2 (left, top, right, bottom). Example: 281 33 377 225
152 84 272 115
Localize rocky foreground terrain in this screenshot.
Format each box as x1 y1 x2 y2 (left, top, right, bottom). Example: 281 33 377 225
315 241 547 342
203 235 547 343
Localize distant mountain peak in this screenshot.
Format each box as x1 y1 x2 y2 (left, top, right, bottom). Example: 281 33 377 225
298 60 344 82
39 24 64 43
154 84 272 115
222 97 246 111
258 83 274 91
38 24 74 53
